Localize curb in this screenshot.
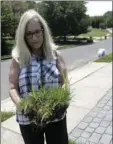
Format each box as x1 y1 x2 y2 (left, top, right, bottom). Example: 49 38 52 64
69 62 109 86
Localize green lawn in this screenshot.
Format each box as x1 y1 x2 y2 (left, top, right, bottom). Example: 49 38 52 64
6 39 15 46
1 111 15 122
80 28 110 37
95 53 112 62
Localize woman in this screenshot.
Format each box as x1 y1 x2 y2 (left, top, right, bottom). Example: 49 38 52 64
9 9 69 144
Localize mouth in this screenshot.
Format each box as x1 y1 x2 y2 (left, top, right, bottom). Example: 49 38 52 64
33 42 39 45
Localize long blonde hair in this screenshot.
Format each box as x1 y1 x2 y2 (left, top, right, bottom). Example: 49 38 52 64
12 9 57 68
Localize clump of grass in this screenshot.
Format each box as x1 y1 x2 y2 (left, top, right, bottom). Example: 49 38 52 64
69 139 76 144
17 85 72 127
1 111 15 122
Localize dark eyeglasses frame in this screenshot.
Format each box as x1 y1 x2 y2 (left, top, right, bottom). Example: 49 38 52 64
25 29 43 39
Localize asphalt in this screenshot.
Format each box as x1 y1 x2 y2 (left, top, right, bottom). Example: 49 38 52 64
1 62 112 144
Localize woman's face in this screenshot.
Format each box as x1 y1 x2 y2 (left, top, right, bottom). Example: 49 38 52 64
25 18 43 52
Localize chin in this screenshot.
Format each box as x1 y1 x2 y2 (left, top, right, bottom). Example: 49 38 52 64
33 45 41 49
31 43 43 50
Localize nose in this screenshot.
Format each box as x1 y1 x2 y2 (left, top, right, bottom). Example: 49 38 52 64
32 34 38 41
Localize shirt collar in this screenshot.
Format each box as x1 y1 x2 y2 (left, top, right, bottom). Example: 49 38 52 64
31 54 43 61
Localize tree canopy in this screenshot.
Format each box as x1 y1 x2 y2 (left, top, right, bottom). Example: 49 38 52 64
1 1 90 39
37 1 90 37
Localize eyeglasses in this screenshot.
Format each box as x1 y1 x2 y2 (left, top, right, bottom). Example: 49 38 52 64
25 29 43 39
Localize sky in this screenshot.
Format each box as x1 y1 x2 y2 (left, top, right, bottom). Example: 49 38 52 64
85 1 112 16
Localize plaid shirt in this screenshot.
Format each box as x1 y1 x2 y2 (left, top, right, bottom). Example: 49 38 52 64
16 55 66 125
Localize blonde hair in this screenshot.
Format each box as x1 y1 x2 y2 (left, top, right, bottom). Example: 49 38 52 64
12 9 57 68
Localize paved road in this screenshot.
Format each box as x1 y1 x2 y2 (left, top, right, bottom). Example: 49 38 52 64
60 38 112 70
1 38 112 100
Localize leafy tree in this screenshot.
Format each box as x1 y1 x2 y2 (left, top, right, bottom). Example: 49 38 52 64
100 23 106 29
26 1 38 10
90 11 113 29
1 1 29 38
1 1 14 37
90 16 104 28
103 11 113 28
1 1 29 55
37 1 90 41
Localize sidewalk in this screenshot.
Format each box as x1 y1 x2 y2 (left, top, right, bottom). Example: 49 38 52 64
69 89 112 144
1 62 112 144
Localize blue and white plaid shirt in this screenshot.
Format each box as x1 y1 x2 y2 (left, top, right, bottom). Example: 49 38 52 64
17 55 66 125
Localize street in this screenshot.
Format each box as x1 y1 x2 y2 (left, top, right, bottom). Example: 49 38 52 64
1 38 112 100
60 38 112 70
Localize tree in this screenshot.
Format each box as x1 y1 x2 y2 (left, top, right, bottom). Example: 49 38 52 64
100 23 106 29
90 11 113 29
37 1 90 41
90 16 104 28
27 1 38 10
1 1 29 38
1 1 14 37
9 1 28 37
1 1 29 55
103 11 113 28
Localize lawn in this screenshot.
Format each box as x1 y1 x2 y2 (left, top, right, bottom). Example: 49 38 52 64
95 53 112 62
80 28 111 37
1 111 15 122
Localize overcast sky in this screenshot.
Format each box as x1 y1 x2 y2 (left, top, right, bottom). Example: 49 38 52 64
85 1 112 16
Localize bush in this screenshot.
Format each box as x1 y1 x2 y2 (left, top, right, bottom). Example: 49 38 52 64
1 38 8 55
1 38 14 56
87 37 93 43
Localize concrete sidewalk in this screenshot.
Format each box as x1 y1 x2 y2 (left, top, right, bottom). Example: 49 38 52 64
1 62 112 144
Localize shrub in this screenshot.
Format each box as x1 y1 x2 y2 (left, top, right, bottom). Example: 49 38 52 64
87 37 93 43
